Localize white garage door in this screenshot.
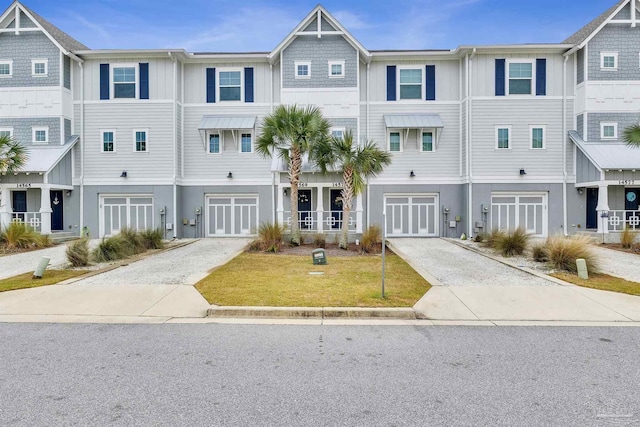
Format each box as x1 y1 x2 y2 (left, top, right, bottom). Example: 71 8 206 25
384 195 439 237
100 195 154 237
206 195 258 237
491 193 547 237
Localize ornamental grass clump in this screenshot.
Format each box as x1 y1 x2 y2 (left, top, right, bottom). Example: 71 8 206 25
546 236 598 273
361 224 382 254
530 242 549 263
0 222 51 249
66 238 90 267
118 227 146 256
484 229 507 249
313 233 326 249
139 228 164 250
91 235 128 262
495 227 530 257
251 222 285 253
620 227 638 249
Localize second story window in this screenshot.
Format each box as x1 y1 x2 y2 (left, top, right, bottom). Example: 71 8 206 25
421 132 434 152
295 61 311 79
219 71 241 101
209 133 221 154
32 59 48 76
328 61 344 78
600 52 618 70
496 126 511 149
389 132 401 152
241 133 252 153
113 66 136 98
33 126 49 144
134 130 148 152
508 62 533 95
0 128 12 138
601 122 618 140
399 69 422 99
0 60 12 77
331 128 345 139
531 126 545 149
102 130 115 152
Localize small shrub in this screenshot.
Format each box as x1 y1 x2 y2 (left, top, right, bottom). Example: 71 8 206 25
256 222 285 253
546 236 598 273
620 227 638 249
139 228 164 250
495 227 530 257
530 243 549 262
473 232 487 243
118 227 146 256
91 235 128 263
485 229 507 249
361 224 382 254
313 233 326 248
66 238 89 267
0 222 50 249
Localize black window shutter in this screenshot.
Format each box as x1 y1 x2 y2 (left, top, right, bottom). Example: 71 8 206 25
139 63 149 99
244 67 254 103
536 59 546 96
387 65 396 101
495 59 505 96
206 68 216 103
425 65 436 101
100 64 109 100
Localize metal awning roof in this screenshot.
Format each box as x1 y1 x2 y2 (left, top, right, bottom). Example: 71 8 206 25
569 130 640 170
384 114 444 129
198 116 256 130
20 136 78 173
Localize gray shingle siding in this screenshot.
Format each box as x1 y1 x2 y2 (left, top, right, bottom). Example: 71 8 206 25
0 32 60 87
63 55 71 89
587 112 637 142
282 36 357 89
613 3 631 19
321 17 335 31
0 117 61 145
588 24 640 80
303 17 318 31
64 118 71 140
577 114 584 138
20 11 37 28
576 48 584 84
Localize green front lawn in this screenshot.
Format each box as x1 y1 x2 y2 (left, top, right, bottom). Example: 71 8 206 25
195 252 430 307
552 272 640 297
0 270 89 293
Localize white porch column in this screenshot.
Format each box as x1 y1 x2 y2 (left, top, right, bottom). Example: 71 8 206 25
0 186 12 229
39 185 52 235
356 192 363 233
596 184 610 234
277 185 285 225
316 186 324 233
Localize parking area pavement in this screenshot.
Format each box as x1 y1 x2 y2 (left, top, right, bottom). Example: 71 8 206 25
388 238 640 322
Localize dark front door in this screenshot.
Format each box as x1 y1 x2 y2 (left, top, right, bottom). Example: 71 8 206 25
12 191 27 221
50 190 64 231
298 189 312 229
625 188 640 211
586 188 598 229
330 189 343 229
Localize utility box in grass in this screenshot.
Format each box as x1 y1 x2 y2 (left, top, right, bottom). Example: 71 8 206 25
312 249 327 265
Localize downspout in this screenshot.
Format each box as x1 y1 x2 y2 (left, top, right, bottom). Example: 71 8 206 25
467 48 476 238
270 62 275 221
366 61 371 228
170 52 178 238
79 61 85 235
562 54 569 236
270 63 274 113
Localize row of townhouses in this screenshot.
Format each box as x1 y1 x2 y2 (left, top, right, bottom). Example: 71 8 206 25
0 0 639 240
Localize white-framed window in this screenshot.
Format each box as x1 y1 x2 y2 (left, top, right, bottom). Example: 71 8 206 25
507 60 534 95
331 128 345 139
32 126 49 144
101 129 116 152
208 132 221 154
495 126 511 149
600 122 618 140
530 125 546 149
388 131 402 152
295 61 311 79
112 65 137 99
0 127 13 138
218 69 242 101
240 133 252 153
31 59 48 76
0 60 12 77
398 68 423 100
133 129 148 152
328 60 345 78
600 52 618 70
421 131 434 152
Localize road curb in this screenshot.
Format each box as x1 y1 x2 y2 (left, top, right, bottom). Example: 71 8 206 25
207 306 417 319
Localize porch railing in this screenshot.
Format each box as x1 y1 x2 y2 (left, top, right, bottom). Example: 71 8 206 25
10 212 42 232
284 210 357 232
607 210 640 232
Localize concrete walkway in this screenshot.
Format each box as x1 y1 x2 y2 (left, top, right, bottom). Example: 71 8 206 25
0 239 250 320
389 238 640 322
590 245 640 282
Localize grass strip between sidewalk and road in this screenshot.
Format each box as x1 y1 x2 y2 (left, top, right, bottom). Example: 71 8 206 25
196 252 431 307
0 270 89 293
551 272 640 297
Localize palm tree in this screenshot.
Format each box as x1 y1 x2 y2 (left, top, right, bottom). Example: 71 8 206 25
0 134 28 174
257 105 331 245
623 124 640 148
312 131 392 249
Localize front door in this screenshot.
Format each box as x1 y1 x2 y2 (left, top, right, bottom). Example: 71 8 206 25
330 189 342 229
586 188 599 229
12 191 27 221
298 189 312 229
50 190 64 231
625 188 639 211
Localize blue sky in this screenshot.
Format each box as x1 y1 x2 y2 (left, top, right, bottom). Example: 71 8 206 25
9 0 621 51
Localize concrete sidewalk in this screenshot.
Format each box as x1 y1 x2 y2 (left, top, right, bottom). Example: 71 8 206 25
388 239 640 323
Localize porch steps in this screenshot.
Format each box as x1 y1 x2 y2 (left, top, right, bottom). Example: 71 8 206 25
49 232 79 244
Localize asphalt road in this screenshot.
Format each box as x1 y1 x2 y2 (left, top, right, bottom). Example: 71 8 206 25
0 324 638 426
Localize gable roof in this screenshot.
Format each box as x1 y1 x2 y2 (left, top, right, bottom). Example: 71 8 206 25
563 0 628 45
268 4 370 63
0 1 88 54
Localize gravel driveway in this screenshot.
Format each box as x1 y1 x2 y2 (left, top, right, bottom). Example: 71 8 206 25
388 238 554 286
74 238 250 286
0 245 70 280
590 245 640 282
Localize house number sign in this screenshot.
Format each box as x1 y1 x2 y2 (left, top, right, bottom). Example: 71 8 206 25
16 183 32 188
619 180 635 185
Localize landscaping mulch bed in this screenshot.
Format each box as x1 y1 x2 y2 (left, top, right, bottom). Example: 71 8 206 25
599 243 640 255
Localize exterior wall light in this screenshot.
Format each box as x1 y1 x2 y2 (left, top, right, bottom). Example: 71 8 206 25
519 169 526 175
